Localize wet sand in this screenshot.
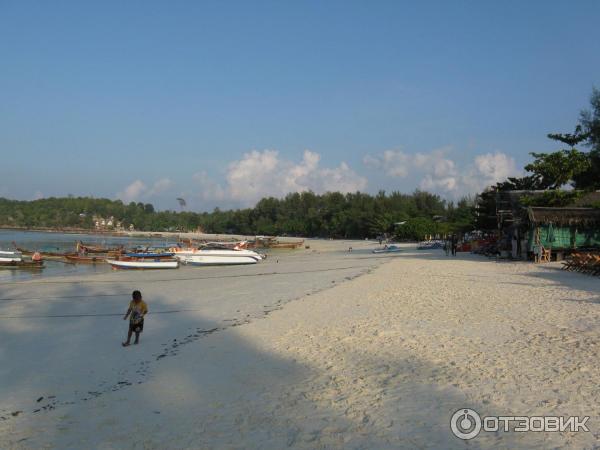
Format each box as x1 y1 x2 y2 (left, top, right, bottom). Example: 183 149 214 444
1 242 599 448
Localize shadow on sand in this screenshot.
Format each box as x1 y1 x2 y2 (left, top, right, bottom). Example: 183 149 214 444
0 260 531 449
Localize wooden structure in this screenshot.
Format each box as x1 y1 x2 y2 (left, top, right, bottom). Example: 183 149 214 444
528 207 600 262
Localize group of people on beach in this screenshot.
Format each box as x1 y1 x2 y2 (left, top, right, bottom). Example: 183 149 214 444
444 235 458 256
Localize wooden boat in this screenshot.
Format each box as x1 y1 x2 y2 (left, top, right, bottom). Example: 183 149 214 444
65 254 107 264
247 237 304 249
15 248 75 262
0 260 44 269
15 246 61 256
77 242 123 253
106 257 179 270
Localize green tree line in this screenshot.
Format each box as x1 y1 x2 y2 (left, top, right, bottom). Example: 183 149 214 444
0 191 475 240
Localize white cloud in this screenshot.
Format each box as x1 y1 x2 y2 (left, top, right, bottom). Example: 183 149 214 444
364 148 519 198
193 171 226 201
197 149 367 207
117 178 174 203
33 190 44 200
147 178 173 196
117 180 147 203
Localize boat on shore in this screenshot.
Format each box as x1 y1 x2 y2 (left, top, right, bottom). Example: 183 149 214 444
106 257 179 270
171 246 264 266
0 260 44 269
373 245 402 254
246 236 304 249
14 246 73 262
65 254 107 264
77 241 123 254
0 250 23 262
124 252 174 258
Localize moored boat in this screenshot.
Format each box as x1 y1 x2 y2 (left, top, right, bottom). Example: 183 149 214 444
106 258 179 270
65 254 107 264
77 241 123 254
0 260 44 269
373 245 402 254
124 252 175 258
0 250 23 262
246 236 304 249
170 247 264 266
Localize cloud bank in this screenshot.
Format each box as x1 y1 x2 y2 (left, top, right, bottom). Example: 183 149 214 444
115 147 520 210
117 178 173 203
194 150 367 207
363 148 518 197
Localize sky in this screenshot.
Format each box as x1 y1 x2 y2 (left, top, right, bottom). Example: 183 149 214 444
1 0 599 211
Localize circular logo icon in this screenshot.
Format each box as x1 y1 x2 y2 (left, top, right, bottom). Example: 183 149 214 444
450 408 482 440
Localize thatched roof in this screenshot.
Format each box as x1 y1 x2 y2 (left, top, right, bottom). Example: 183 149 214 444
528 207 600 226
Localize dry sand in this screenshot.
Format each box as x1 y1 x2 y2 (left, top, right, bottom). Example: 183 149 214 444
1 241 599 449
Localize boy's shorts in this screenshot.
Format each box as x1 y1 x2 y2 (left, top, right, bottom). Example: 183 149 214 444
129 320 144 333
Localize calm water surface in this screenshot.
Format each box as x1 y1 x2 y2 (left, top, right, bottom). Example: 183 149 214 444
0 230 176 282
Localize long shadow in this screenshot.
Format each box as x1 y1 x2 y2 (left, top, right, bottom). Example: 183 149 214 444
0 267 540 449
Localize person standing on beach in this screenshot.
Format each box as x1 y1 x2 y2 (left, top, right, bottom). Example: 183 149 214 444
451 234 458 256
122 290 148 346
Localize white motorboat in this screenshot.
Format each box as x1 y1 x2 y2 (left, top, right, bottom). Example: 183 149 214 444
372 245 402 254
106 258 179 270
170 247 264 266
0 250 23 262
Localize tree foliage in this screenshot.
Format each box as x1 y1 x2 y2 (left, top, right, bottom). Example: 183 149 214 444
0 191 475 239
524 149 591 189
522 88 600 190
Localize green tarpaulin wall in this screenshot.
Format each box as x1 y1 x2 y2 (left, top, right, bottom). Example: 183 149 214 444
528 225 600 250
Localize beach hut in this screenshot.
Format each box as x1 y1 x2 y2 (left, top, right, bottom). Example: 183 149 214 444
527 207 600 260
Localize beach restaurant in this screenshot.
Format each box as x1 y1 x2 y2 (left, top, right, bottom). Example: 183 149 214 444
527 206 600 260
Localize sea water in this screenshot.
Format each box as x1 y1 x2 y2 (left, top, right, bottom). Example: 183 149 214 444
0 230 175 282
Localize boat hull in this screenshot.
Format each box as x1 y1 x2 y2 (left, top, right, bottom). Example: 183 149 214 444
106 259 179 270
65 255 106 264
180 255 258 266
172 248 264 265
0 261 44 269
373 246 402 254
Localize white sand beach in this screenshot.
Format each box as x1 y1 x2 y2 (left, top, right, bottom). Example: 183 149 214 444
1 241 599 449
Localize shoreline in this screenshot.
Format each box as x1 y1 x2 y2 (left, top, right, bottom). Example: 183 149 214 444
0 226 312 243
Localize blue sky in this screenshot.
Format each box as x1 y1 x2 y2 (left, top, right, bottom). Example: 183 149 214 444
1 1 599 210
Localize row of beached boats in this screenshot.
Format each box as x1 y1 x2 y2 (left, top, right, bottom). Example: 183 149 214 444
0 250 45 269
8 241 267 270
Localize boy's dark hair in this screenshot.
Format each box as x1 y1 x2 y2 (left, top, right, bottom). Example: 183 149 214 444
132 290 142 301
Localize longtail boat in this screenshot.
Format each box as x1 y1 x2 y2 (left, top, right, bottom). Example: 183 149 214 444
247 237 304 249
77 242 114 253
65 254 107 264
0 260 44 269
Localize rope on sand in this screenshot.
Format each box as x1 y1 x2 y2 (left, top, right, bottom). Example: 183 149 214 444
0 264 365 288
0 308 207 319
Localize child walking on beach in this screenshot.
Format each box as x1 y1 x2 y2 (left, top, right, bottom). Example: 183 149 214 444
122 290 148 346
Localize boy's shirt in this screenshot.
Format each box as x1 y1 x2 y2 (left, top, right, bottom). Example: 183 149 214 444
129 300 148 323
